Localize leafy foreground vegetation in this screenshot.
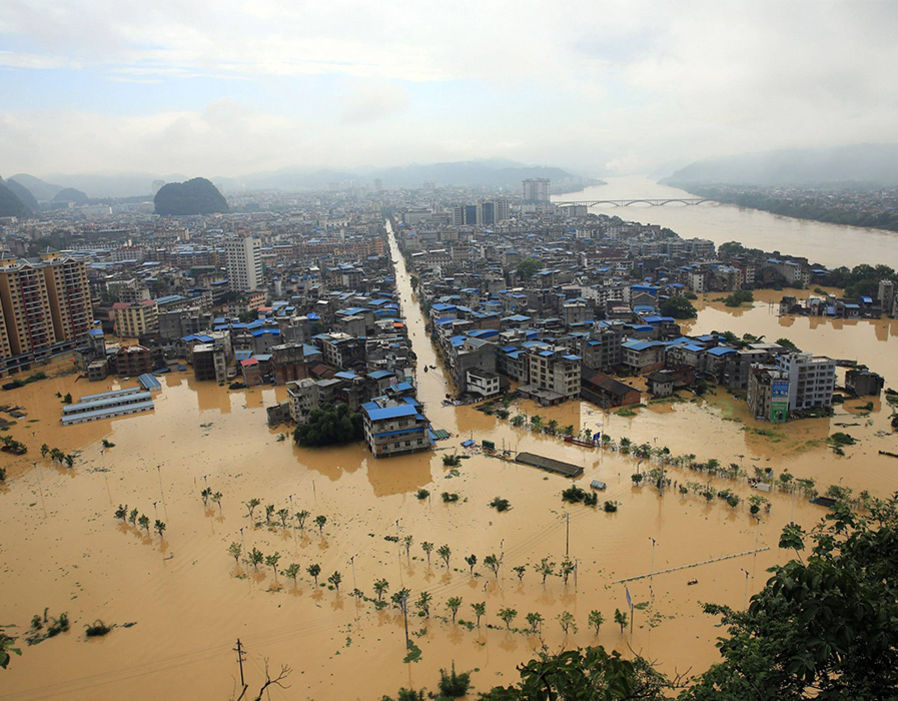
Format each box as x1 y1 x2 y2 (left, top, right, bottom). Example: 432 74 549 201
293 402 364 447
381 493 898 700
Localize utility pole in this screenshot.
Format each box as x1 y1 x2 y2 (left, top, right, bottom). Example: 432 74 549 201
564 512 570 557
234 638 246 690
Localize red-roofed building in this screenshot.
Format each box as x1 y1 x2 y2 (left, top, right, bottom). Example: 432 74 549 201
241 357 261 386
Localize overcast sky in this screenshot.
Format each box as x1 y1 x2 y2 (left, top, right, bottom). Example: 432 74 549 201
1 0 896 177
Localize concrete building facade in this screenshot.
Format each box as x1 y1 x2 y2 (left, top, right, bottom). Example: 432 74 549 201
225 236 262 291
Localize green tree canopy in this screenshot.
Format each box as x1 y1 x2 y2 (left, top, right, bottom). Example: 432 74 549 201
515 257 542 279
658 296 698 319
293 402 364 447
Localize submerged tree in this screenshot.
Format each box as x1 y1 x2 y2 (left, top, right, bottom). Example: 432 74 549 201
525 612 543 634
415 591 432 618
374 578 390 602
588 610 605 636
498 607 518 630
265 552 281 579
464 554 477 575
307 563 321 586
327 571 342 592
437 544 451 570
614 608 628 634
244 498 261 520
283 563 300 584
446 596 462 623
421 541 434 566
228 541 242 565
471 601 486 627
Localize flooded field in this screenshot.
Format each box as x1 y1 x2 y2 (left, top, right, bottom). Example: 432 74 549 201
1 254 896 699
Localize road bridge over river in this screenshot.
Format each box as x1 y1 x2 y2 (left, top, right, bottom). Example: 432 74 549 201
557 197 715 207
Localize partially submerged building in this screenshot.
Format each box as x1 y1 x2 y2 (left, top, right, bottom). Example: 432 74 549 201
361 397 431 457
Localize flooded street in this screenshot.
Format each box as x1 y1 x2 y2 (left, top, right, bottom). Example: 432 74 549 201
0 229 896 699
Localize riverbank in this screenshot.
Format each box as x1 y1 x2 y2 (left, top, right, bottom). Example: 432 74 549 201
554 175 898 269
671 183 898 234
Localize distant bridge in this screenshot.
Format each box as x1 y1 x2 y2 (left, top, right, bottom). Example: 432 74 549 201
556 198 715 207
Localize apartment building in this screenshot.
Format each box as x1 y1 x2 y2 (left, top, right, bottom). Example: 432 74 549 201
224 236 262 291
0 254 92 369
113 300 159 337
780 353 836 411
361 397 431 457
527 347 581 400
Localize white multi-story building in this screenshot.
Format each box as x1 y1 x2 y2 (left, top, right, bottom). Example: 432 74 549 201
780 353 836 411
224 237 262 291
527 346 581 399
522 178 550 203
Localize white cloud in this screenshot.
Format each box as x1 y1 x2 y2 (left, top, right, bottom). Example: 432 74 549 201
1 1 897 174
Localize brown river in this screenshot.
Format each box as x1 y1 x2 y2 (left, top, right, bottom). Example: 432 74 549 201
0 218 896 700
556 176 898 269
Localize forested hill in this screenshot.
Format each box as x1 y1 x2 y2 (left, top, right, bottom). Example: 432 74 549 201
154 177 228 215
664 143 898 187
0 178 31 218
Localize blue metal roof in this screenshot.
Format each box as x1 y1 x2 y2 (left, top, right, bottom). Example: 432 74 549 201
363 404 419 421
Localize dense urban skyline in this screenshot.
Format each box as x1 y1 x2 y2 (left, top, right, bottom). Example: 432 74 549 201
1 1 897 176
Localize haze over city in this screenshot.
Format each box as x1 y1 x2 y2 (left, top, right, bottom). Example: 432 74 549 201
2 0 898 176
5 2 898 700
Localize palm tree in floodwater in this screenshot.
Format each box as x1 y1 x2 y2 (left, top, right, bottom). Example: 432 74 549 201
249 547 263 571
307 563 321 586
294 510 310 530
526 612 543 633
537 557 555 584
276 508 289 528
315 515 327 534
415 591 432 618
138 514 150 534
374 578 389 602
284 563 300 585
465 554 477 575
446 597 462 623
265 552 281 579
471 602 486 627
328 571 341 592
437 544 451 569
154 520 166 540
421 541 434 566
614 608 628 634
244 498 261 520
558 610 576 635
228 542 242 565
264 504 275 524
588 610 605 636
498 607 517 630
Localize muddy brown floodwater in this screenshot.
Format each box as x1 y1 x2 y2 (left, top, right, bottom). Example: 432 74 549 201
1 235 896 700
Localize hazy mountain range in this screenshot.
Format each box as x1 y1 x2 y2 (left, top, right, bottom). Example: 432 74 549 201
663 143 898 187
4 160 602 200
